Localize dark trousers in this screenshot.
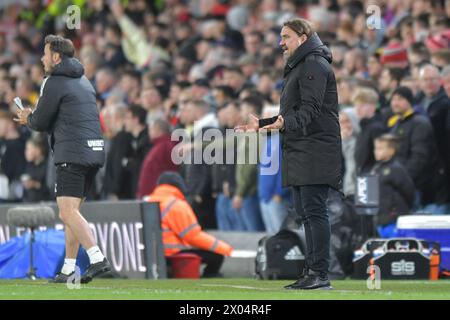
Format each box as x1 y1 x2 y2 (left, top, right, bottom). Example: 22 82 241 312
190 196 217 229
292 184 330 274
167 250 224 277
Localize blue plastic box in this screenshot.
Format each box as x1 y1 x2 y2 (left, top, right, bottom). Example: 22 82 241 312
397 215 450 271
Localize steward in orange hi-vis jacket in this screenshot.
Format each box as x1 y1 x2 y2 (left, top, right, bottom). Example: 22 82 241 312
146 171 233 277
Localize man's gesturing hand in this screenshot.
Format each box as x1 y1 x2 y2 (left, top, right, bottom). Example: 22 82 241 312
261 115 284 130
234 113 259 133
14 108 32 126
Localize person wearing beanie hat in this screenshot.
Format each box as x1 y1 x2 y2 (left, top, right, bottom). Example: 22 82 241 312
157 171 188 195
392 86 414 106
380 42 409 68
425 29 450 53
388 86 443 208
146 172 233 278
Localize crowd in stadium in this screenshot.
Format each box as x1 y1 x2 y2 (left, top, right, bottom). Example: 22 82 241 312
0 0 449 236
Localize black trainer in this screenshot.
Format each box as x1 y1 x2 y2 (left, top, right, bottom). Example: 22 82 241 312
80 258 112 284
284 268 309 289
48 272 74 284
286 273 332 290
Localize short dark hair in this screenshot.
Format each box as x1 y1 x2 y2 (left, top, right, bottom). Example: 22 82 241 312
241 95 264 116
283 18 314 38
44 35 75 58
127 104 147 126
375 133 399 151
387 67 407 84
214 85 236 100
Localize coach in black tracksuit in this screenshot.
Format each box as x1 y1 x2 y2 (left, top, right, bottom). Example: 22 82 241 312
27 58 105 171
15 35 110 284
238 19 341 290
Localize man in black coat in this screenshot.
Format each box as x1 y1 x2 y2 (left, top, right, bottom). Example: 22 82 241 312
388 86 444 206
15 35 111 283
237 18 341 290
416 65 450 204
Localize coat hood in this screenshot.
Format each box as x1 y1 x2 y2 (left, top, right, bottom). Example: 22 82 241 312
285 32 332 74
51 57 84 78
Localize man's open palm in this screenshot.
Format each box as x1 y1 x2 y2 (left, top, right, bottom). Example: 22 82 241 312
234 113 259 133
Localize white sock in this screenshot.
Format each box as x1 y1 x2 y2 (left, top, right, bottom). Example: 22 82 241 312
61 258 76 275
87 246 105 264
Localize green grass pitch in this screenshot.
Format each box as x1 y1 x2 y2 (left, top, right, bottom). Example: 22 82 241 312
0 278 449 300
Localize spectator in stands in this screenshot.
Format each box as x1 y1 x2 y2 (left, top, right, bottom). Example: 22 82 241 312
140 86 165 126
118 70 141 105
370 134 415 237
191 78 211 101
103 23 128 69
15 77 38 107
147 171 233 278
336 76 357 109
407 42 430 68
367 52 384 84
233 96 265 231
258 105 291 234
222 66 247 97
211 85 235 110
237 54 259 86
109 0 170 69
102 104 133 200
212 101 245 231
388 86 441 210
80 47 103 86
183 99 219 229
244 31 264 57
441 66 450 201
378 67 406 111
417 64 450 178
95 67 117 104
136 119 177 199
0 110 26 201
22 137 49 203
430 49 450 69
352 87 386 174
123 104 151 199
339 108 360 199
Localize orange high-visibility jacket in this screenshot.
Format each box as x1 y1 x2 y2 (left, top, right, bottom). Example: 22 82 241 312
147 184 233 257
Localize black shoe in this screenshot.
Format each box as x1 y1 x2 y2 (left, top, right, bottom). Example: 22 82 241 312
286 274 332 290
48 272 74 284
80 258 112 284
284 268 309 289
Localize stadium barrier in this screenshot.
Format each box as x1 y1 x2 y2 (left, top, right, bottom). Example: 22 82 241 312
0 201 167 279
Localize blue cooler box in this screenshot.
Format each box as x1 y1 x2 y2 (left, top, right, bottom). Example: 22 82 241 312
397 215 450 271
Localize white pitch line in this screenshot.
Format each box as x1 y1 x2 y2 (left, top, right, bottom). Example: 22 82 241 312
200 284 272 291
